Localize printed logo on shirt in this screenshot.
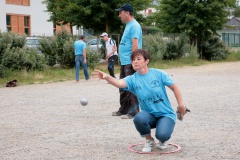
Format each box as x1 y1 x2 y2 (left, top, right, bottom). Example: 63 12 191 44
151 80 160 88
138 94 164 104
135 86 141 91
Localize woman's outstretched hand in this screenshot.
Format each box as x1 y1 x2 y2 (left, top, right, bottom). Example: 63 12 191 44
92 70 107 80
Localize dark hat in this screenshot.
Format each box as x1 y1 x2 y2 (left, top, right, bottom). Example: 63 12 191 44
115 3 133 12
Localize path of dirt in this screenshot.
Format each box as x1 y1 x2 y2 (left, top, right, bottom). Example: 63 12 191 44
1 62 240 160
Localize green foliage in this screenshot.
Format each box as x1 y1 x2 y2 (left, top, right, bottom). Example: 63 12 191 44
42 0 152 33
229 49 240 60
163 40 179 60
163 33 190 60
1 47 45 71
0 31 44 76
187 44 199 60
142 34 165 61
62 37 76 68
0 64 6 78
143 26 162 35
39 37 57 66
39 31 100 69
39 30 76 67
233 6 240 17
201 36 229 60
54 30 76 67
86 49 102 70
0 31 26 63
156 0 235 56
12 34 26 49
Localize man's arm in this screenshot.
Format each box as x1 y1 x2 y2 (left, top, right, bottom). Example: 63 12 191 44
132 38 138 52
83 49 87 63
106 45 117 59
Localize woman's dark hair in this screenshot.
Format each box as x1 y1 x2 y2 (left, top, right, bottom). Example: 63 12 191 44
131 49 150 61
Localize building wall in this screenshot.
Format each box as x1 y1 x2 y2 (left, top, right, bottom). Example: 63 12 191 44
0 0 53 36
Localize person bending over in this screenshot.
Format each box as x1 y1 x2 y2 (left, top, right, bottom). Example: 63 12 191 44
93 49 186 152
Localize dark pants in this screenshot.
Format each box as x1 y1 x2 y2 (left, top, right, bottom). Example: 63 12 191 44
108 55 117 78
118 64 139 115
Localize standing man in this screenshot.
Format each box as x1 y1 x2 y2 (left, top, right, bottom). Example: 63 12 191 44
113 3 142 119
100 32 118 78
74 35 90 82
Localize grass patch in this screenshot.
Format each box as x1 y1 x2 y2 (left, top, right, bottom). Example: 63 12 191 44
226 49 240 61
0 58 239 88
149 58 210 69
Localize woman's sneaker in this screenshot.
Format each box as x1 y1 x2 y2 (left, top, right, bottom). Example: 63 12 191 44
142 138 155 152
156 141 168 150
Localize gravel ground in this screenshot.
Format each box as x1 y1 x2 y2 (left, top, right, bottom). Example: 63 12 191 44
0 62 240 160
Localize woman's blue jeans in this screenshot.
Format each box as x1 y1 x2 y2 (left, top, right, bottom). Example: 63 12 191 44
133 110 175 143
75 55 89 81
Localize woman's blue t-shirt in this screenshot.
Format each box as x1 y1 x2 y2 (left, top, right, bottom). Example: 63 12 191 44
124 68 176 122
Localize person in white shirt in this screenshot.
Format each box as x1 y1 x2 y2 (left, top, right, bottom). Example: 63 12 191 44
101 32 118 78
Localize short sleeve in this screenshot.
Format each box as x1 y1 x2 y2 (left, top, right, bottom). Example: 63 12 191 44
123 75 134 92
160 70 174 86
130 25 141 39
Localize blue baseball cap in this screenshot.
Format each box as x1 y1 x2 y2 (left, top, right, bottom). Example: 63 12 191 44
115 3 133 12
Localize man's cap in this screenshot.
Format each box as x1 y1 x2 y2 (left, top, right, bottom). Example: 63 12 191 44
115 3 133 12
100 32 108 37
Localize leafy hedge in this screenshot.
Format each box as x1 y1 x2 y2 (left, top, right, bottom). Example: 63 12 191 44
38 30 76 67
0 31 45 77
39 30 101 69
200 36 229 60
142 33 165 61
163 33 189 60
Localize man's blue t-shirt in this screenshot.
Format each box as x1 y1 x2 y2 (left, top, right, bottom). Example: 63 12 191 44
124 68 176 122
119 19 142 65
74 40 86 56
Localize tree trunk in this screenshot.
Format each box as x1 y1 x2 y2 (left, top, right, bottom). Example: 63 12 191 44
106 18 109 33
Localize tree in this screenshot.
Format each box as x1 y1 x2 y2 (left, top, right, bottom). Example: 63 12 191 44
42 0 152 34
154 0 235 48
233 6 240 17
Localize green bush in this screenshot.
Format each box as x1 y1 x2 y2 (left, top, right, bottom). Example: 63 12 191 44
201 36 229 60
54 30 74 66
1 47 45 71
39 30 77 67
163 39 179 60
39 37 57 66
0 31 26 63
143 26 162 35
86 48 102 70
0 64 6 78
163 33 190 60
187 44 199 60
142 34 165 61
61 37 75 68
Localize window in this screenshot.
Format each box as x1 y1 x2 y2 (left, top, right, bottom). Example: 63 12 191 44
6 0 30 6
6 14 31 36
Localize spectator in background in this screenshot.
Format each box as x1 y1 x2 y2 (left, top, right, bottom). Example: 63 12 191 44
74 35 90 82
101 32 118 78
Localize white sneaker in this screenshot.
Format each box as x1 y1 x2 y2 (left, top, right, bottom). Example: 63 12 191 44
156 141 168 150
142 138 155 152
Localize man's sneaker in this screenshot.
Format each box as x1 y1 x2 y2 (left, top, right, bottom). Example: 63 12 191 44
112 111 124 116
142 138 155 152
156 141 168 150
121 113 134 119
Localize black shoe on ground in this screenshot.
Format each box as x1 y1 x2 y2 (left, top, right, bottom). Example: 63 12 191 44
112 111 124 116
